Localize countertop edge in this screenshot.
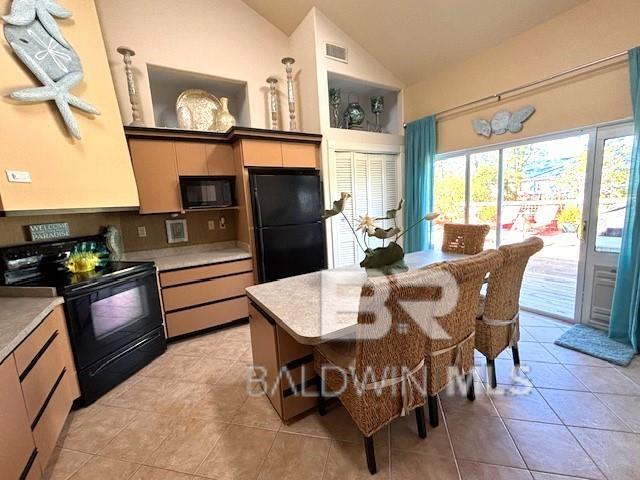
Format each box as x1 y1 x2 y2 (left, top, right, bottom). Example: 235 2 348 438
0 297 65 364
246 290 324 346
157 252 252 272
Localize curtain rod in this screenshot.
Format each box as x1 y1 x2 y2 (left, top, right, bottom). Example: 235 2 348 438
403 50 628 127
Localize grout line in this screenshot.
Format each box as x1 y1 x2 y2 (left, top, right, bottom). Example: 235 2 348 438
531 386 610 480
439 396 463 480
192 422 232 476
318 438 332 479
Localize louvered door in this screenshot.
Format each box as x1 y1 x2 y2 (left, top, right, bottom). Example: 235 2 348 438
330 150 401 267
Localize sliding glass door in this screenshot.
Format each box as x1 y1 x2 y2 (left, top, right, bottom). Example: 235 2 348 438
581 124 634 329
433 124 632 322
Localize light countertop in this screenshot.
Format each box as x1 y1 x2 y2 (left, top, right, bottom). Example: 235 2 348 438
123 241 252 272
246 249 464 345
0 294 64 364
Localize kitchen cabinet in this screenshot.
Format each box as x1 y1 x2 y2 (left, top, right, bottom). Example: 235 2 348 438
175 142 208 176
241 140 284 167
159 259 254 338
0 305 79 479
0 355 38 480
206 144 235 175
282 143 318 169
241 140 319 169
129 139 182 214
248 301 316 421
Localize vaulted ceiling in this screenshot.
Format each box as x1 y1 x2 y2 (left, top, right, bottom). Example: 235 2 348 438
241 0 588 85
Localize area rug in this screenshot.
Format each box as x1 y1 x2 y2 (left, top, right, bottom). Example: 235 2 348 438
554 324 636 367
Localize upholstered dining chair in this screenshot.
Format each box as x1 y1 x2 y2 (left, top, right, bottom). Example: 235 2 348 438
314 267 438 475
442 223 491 254
475 236 544 388
423 249 503 427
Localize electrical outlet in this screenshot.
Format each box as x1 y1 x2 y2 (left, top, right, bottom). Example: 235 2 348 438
6 170 31 183
137 226 147 238
208 220 216 230
219 216 226 230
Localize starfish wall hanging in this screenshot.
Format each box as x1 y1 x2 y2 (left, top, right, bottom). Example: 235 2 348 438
3 0 100 140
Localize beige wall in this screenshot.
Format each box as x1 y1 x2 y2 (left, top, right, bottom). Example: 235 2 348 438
404 0 640 154
0 0 139 212
314 8 405 145
95 0 293 130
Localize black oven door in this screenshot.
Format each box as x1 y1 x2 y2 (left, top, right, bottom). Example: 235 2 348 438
64 269 163 370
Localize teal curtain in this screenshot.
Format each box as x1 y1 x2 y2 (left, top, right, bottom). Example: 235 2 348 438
404 115 436 253
609 47 640 351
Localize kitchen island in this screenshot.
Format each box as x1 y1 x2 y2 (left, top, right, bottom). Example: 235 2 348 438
245 249 463 421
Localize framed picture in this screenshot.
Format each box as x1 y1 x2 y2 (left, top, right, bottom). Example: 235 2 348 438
166 219 188 244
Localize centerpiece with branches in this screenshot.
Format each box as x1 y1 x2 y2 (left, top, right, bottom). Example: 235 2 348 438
323 193 439 274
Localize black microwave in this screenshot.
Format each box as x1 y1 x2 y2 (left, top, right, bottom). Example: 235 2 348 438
179 176 235 209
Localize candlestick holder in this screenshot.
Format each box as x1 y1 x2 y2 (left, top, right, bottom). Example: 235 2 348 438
117 46 143 126
266 76 279 130
281 57 297 131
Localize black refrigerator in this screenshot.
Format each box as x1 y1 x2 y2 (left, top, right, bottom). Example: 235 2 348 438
250 170 327 283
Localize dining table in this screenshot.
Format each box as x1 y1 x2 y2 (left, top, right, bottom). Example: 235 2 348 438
244 248 466 421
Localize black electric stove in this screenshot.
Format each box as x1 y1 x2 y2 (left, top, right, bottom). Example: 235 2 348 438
0 236 166 405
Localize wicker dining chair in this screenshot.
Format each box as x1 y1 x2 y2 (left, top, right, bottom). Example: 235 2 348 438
423 249 503 427
314 268 439 475
475 236 544 388
442 223 491 254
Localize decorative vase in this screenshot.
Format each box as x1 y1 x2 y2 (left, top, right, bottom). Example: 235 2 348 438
343 94 365 129
360 241 408 276
211 97 236 132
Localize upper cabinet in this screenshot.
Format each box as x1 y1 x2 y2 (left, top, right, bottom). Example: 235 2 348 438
240 140 319 169
129 139 182 214
175 142 208 176
125 127 322 214
0 0 139 214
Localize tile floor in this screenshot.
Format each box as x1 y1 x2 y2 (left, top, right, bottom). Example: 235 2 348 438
46 311 640 480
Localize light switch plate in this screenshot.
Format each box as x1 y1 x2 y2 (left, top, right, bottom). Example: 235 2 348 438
208 220 216 230
219 216 226 230
6 170 32 183
137 226 147 238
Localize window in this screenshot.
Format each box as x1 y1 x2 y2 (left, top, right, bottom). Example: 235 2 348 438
433 155 466 248
595 135 634 253
434 133 590 319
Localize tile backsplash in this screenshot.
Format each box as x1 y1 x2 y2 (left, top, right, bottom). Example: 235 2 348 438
0 210 238 252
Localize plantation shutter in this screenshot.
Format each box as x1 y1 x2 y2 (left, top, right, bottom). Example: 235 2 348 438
331 150 401 267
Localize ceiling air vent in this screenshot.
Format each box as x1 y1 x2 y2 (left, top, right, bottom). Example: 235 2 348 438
325 42 348 63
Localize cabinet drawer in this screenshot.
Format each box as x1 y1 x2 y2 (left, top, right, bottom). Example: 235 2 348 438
21 334 67 423
32 370 74 469
15 307 65 376
0 356 35 480
282 385 318 421
162 272 254 311
166 297 248 338
159 259 253 287
241 140 283 167
282 143 317 169
23 451 41 480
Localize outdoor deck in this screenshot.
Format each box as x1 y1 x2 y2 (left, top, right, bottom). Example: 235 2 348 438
521 255 577 319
